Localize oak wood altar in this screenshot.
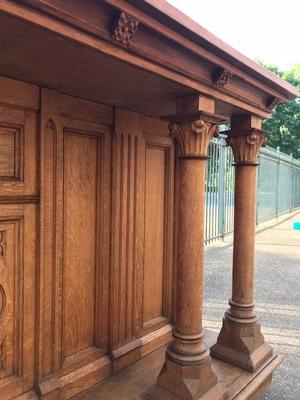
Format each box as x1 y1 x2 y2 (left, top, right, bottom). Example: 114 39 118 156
0 1 297 399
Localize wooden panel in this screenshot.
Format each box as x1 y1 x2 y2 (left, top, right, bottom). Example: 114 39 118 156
143 146 166 322
111 129 143 347
0 105 37 197
0 204 37 400
0 76 39 111
0 125 22 179
142 135 175 331
39 89 112 399
63 132 98 357
111 109 174 367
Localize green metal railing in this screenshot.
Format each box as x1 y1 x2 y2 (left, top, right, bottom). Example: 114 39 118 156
257 146 300 222
205 137 235 243
205 139 300 243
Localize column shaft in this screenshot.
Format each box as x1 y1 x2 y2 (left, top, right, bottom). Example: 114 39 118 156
168 158 209 365
211 126 273 372
232 165 257 305
151 109 228 400
176 158 205 334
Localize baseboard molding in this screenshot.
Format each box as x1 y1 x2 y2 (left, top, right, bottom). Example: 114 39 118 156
112 324 172 372
37 355 111 400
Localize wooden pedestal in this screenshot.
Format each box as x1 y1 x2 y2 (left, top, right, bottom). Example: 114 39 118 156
73 330 282 400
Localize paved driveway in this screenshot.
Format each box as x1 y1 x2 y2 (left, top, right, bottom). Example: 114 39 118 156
204 212 300 400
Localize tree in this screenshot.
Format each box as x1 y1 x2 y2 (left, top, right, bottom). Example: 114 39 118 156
257 62 300 159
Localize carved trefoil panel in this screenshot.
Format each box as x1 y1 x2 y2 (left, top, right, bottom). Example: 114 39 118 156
0 225 11 380
0 213 36 397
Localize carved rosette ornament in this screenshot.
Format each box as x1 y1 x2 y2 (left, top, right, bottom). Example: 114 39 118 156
266 96 281 111
112 12 139 45
226 130 267 165
213 68 233 87
169 119 218 158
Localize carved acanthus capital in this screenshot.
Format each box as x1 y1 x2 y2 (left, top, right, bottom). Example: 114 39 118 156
112 12 139 45
169 119 218 158
213 68 233 87
226 129 267 165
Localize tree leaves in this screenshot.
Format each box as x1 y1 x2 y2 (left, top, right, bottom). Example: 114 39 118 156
258 61 300 159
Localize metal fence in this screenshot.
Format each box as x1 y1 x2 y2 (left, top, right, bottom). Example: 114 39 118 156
205 139 300 243
205 137 235 242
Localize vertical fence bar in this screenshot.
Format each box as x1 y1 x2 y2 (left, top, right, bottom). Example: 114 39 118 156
275 147 280 219
205 137 300 244
218 139 226 238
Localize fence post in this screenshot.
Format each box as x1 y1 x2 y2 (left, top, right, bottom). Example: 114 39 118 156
218 139 226 238
275 146 280 218
256 154 261 225
290 154 294 212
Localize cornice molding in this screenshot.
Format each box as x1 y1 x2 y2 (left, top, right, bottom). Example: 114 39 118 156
3 1 295 118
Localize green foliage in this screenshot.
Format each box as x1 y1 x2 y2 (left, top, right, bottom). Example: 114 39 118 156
257 61 300 159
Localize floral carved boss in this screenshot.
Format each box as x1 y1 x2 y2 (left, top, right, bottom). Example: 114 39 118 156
213 68 233 87
112 12 139 45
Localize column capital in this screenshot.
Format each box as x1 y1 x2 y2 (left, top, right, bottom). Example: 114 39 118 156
168 115 217 159
226 114 268 165
166 94 227 159
226 129 267 165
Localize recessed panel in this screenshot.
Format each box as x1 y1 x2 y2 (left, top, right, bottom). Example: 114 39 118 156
0 125 22 180
143 146 166 323
63 132 98 357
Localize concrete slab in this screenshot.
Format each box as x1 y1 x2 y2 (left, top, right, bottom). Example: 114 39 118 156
204 211 300 400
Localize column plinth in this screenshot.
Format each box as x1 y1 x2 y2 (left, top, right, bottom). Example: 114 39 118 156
148 100 228 400
211 124 273 372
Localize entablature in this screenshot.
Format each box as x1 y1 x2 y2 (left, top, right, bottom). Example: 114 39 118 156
2 0 297 119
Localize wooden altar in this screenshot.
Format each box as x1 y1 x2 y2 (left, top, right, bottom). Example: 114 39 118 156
0 1 297 399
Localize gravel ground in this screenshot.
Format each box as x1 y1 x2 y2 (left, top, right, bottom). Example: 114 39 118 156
204 212 300 400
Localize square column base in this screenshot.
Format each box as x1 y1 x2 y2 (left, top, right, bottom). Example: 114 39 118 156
146 357 228 400
211 342 273 373
210 318 273 372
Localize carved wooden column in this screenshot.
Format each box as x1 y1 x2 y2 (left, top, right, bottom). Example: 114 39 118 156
150 95 227 400
211 115 273 372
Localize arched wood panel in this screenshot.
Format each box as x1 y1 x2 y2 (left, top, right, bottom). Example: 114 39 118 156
38 89 113 399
